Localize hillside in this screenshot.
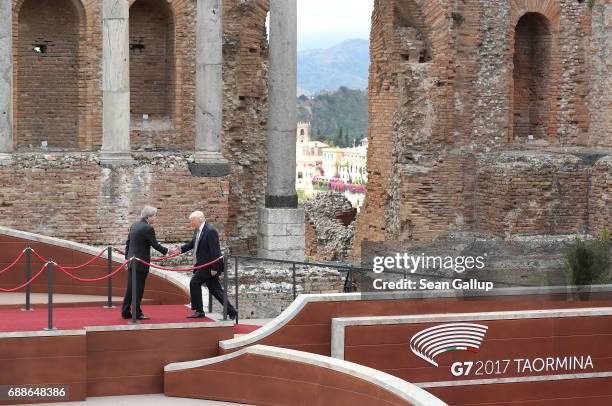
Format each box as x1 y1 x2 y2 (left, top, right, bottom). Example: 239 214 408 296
297 87 368 148
298 39 370 95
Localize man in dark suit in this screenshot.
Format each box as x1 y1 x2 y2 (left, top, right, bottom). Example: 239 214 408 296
121 205 169 320
171 210 236 319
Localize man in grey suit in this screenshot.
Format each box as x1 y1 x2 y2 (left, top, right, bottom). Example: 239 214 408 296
121 206 169 320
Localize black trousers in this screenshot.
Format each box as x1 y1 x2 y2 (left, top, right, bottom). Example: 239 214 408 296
190 269 235 315
122 268 148 316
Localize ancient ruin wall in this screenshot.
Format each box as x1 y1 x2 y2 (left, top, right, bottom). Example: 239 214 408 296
354 0 454 257
476 151 590 237
589 156 612 236
355 0 611 259
0 154 229 245
588 2 612 148
3 0 270 251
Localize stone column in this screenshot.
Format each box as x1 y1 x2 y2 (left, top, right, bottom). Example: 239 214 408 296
258 0 304 261
0 0 13 162
100 0 133 166
192 0 229 177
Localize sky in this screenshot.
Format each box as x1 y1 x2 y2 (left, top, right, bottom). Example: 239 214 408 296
297 0 374 51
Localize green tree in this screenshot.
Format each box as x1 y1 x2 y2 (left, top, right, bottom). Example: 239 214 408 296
296 87 368 145
335 127 345 147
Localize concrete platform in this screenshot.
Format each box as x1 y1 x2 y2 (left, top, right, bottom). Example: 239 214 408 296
33 393 249 405
0 293 125 307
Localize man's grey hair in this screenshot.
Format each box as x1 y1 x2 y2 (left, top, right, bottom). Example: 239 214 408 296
189 211 205 221
141 205 158 219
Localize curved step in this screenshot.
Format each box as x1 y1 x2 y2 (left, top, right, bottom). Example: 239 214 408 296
165 344 447 406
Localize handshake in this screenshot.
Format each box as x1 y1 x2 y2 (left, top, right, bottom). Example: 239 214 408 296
168 247 182 256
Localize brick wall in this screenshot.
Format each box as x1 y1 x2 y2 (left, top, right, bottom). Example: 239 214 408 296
12 0 102 151
129 0 175 125
588 3 612 148
4 0 269 252
589 156 612 236
476 151 590 237
129 0 186 151
513 13 553 141
5 0 609 257
354 0 454 257
0 154 229 246
353 0 399 257
354 0 610 259
15 0 81 150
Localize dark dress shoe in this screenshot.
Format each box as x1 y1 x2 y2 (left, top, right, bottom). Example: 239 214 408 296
228 311 236 321
187 311 206 318
137 314 150 320
121 313 132 319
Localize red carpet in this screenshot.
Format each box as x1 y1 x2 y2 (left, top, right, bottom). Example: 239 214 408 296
0 304 261 335
0 305 214 332
234 323 261 335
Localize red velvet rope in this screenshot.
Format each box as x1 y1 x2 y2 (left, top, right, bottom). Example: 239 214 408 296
55 260 130 282
31 250 49 263
113 248 181 262
61 248 107 270
0 250 25 276
0 263 48 292
0 247 216 289
31 248 108 271
136 256 223 272
32 246 179 272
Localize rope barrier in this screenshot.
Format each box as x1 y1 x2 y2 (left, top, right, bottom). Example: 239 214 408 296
150 251 182 261
0 247 218 291
31 248 109 271
55 260 130 282
0 250 25 276
0 263 48 292
136 256 223 272
113 248 181 262
30 250 47 264
0 246 180 280
60 248 107 271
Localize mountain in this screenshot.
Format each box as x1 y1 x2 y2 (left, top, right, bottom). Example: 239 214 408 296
298 39 370 95
297 87 368 147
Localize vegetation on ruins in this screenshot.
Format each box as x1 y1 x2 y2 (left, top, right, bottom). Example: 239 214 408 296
565 230 610 286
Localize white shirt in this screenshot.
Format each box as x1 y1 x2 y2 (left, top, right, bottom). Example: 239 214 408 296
193 221 206 263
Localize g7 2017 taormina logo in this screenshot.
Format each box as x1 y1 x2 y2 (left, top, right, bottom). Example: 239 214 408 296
410 323 488 367
410 323 595 378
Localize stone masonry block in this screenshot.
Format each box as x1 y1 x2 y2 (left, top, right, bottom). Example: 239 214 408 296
259 223 289 237
259 235 305 251
257 248 305 262
258 208 304 225
286 223 305 236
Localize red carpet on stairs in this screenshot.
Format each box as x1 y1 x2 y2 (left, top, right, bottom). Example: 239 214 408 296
0 304 260 334
233 323 261 335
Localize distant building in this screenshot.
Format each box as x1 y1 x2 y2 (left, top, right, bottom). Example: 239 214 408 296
321 147 346 180
297 121 311 144
297 124 368 209
338 145 368 184
296 122 328 192
322 138 368 183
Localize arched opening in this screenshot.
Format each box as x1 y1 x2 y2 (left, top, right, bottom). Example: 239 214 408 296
512 12 552 141
16 0 81 150
395 1 432 64
129 0 175 130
